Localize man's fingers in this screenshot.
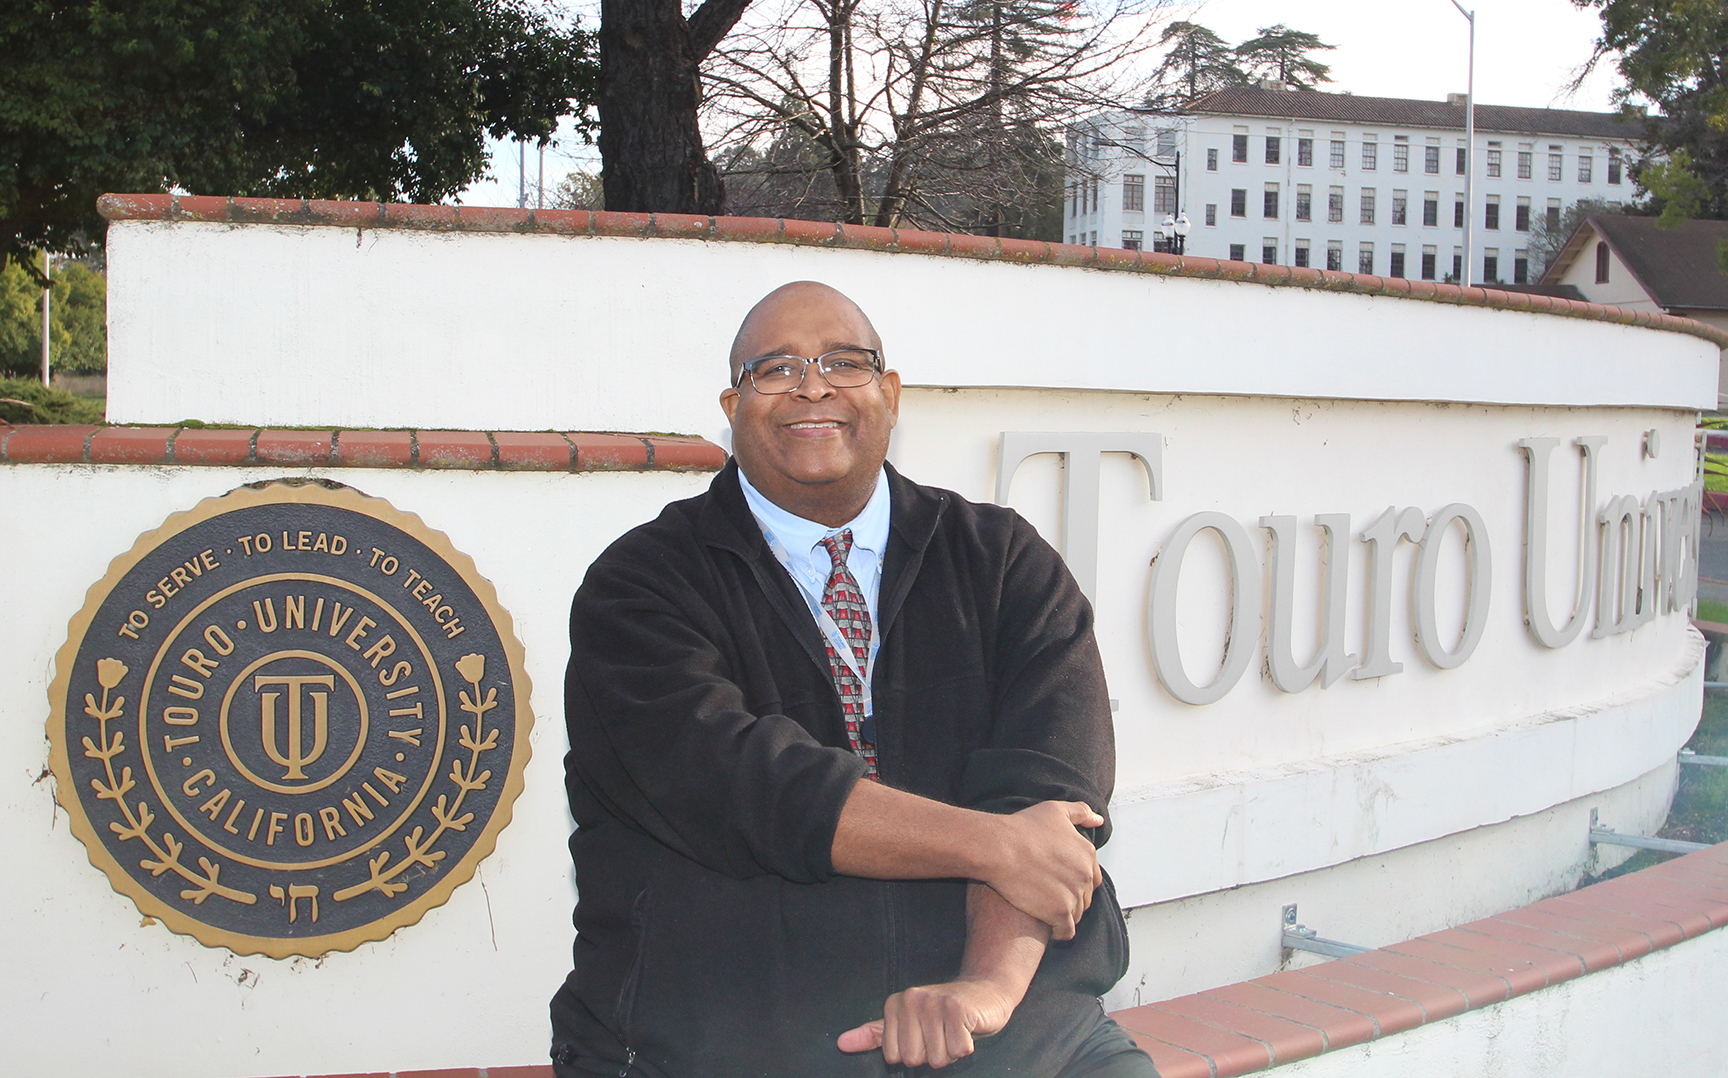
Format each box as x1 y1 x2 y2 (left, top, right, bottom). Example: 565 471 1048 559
837 1019 884 1054
1062 800 1105 830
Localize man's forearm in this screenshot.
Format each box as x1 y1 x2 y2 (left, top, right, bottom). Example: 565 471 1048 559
959 881 1048 1003
829 774 1000 881
829 776 1105 939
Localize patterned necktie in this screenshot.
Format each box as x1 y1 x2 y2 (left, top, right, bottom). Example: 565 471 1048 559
818 530 878 779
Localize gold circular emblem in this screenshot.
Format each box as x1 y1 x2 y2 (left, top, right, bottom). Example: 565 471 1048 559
46 481 533 957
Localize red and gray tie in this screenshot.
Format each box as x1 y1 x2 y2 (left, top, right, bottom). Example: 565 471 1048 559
819 530 878 779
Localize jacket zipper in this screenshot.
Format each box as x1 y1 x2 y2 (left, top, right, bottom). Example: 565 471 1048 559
613 888 650 1074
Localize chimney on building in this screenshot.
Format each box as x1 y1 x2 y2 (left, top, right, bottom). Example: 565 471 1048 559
1257 78 1290 92
1446 93 1469 106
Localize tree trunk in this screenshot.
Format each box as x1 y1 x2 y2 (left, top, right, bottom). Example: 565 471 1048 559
598 0 735 214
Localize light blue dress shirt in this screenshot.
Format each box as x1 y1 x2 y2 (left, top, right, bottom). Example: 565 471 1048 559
738 466 891 626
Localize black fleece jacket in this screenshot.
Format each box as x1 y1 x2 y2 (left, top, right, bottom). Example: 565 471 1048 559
551 461 1127 1078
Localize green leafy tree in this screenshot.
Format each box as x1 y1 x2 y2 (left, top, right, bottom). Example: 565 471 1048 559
1573 0 1728 265
0 258 107 378
1 0 597 270
553 169 606 210
1148 22 1244 107
1234 24 1334 90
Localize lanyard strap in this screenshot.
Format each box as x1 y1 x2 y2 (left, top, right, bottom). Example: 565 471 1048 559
760 527 878 717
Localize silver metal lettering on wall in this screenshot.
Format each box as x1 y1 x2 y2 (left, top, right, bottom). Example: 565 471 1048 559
1261 515 1357 693
999 430 1703 708
1519 437 1605 649
1147 512 1262 706
1520 435 1699 649
995 432 1163 605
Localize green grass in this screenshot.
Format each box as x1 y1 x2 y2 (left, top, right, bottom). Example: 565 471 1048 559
0 376 104 424
1586 688 1728 882
1699 599 1728 625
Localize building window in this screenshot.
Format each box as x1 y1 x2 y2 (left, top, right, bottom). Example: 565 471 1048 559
1230 189 1246 216
1296 184 1313 221
1229 243 1246 261
1423 192 1438 227
1546 199 1561 232
1515 197 1530 231
1518 150 1533 179
1157 128 1178 156
1487 148 1502 177
1358 243 1375 274
1264 183 1280 218
1456 146 1467 175
1360 188 1377 225
1484 249 1499 282
1090 231 1097 246
1390 245 1406 278
1425 144 1441 174
1484 195 1500 230
1294 239 1311 267
1207 147 1219 170
1596 241 1611 283
1263 238 1278 264
1266 136 1281 164
1549 147 1564 181
1451 250 1462 281
1090 179 1098 213
1454 196 1464 228
1394 137 1410 173
1326 241 1343 271
1608 147 1622 185
1154 174 1177 214
1121 230 1143 251
1421 246 1437 280
1233 133 1248 162
1122 174 1145 212
1298 138 1314 166
1578 154 1593 183
1330 139 1346 169
1205 203 1217 226
1514 249 1529 283
1328 186 1344 222
1392 190 1408 225
1362 140 1378 170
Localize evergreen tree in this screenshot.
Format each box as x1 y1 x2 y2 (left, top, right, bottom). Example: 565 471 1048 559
1234 24 1335 89
1149 22 1244 106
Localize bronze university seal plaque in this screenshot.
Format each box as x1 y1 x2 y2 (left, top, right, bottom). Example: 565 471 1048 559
47 481 533 957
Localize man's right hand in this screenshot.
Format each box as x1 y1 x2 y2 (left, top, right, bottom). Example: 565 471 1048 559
979 800 1103 940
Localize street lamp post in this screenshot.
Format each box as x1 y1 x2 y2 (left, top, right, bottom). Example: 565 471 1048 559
1158 213 1192 256
1449 0 1476 287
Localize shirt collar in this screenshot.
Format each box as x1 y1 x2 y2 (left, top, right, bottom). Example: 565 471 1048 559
737 466 891 559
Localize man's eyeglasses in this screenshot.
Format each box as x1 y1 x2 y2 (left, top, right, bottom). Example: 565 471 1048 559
735 348 883 394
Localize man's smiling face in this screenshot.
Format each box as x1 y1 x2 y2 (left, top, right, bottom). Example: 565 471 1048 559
719 282 901 526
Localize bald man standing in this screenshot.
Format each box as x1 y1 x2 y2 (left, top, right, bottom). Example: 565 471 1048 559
550 283 1154 1077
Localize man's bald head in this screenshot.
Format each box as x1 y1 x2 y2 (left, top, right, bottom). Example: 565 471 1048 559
728 281 884 382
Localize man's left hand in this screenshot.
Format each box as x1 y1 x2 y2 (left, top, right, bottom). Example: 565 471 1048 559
837 978 1019 1069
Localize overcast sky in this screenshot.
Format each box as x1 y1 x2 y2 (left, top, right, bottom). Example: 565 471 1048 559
455 0 1628 206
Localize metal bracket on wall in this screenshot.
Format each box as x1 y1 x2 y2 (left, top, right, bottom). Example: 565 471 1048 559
1281 903 1370 958
1588 807 1709 855
1679 747 1728 767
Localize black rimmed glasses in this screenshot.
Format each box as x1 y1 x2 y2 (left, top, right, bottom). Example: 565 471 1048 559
735 348 883 394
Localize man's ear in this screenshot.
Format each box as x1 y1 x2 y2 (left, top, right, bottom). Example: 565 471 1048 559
719 386 740 424
879 370 902 427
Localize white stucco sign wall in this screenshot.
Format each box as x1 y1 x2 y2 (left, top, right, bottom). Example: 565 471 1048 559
2 197 1722 1075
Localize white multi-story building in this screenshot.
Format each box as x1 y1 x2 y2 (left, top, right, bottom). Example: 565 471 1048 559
1064 84 1644 285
